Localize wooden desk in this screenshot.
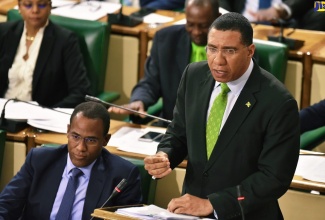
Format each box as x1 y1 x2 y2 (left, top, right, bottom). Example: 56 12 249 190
7 128 34 155
292 175 325 193
0 0 15 15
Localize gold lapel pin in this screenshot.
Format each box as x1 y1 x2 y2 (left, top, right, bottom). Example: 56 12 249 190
245 102 251 108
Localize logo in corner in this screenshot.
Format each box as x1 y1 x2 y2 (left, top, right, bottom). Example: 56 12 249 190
314 1 325 12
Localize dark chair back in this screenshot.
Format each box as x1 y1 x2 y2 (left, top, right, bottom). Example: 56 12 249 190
254 39 288 83
122 157 156 204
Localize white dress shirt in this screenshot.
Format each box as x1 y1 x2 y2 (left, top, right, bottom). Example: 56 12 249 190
5 22 46 101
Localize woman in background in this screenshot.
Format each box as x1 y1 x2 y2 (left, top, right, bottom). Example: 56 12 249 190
0 0 91 108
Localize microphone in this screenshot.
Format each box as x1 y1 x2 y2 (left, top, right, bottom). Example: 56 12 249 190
0 99 28 133
85 95 172 124
90 179 128 220
102 178 128 207
236 185 245 220
107 0 143 27
267 18 304 50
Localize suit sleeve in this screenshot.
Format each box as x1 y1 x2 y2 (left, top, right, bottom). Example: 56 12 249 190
157 65 189 167
0 149 36 219
52 32 91 108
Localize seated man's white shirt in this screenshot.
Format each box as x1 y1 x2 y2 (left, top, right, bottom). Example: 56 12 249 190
243 0 282 21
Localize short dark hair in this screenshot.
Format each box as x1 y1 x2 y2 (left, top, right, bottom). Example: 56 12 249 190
209 12 253 46
185 0 220 18
70 102 110 136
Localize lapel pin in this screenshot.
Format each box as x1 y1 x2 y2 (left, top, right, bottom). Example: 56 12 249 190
245 102 251 108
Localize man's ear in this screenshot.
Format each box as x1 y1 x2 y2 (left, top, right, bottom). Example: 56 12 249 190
248 44 255 58
67 124 70 137
103 134 111 146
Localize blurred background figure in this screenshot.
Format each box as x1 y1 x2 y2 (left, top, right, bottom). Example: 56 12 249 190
108 0 221 127
139 0 185 10
218 0 325 31
0 0 91 108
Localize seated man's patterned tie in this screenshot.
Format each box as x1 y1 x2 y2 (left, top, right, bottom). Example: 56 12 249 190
55 168 83 220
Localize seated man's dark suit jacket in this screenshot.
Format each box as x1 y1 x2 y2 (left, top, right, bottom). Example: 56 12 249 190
130 24 191 124
300 99 325 134
158 61 300 219
140 0 185 10
0 145 142 220
0 20 91 108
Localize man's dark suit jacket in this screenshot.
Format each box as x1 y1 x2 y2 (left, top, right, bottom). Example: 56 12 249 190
0 20 91 108
131 25 191 123
300 99 325 134
219 0 325 31
140 0 185 10
0 145 142 220
158 61 300 219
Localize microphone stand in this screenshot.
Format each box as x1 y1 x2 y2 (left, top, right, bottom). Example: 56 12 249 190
267 19 304 50
89 179 128 220
85 95 172 124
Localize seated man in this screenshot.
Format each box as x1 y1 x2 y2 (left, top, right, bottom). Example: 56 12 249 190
0 102 142 219
109 0 221 127
219 0 325 31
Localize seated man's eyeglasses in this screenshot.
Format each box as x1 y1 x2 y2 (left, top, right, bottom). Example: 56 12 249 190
68 133 99 147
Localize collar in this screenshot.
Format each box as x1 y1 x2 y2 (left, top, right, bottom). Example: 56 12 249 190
66 153 97 180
